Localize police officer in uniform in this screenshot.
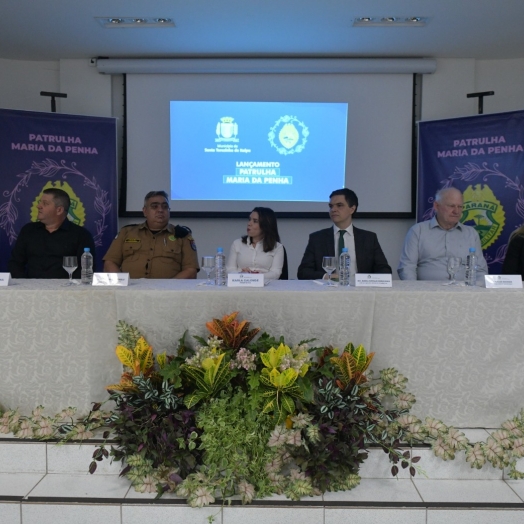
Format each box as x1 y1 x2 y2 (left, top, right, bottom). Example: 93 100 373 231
103 191 199 279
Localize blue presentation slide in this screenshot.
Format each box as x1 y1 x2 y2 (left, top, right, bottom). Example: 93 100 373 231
170 101 348 202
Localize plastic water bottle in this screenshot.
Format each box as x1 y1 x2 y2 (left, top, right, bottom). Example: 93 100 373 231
465 247 477 286
339 247 351 287
81 247 94 284
215 247 227 286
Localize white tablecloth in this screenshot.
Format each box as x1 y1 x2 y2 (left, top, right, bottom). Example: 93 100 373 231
1 279 523 427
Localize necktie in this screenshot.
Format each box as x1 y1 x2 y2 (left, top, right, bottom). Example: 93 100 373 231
338 230 345 257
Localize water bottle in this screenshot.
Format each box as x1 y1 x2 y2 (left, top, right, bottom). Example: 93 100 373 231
81 247 94 284
339 247 351 287
465 247 477 286
215 247 227 286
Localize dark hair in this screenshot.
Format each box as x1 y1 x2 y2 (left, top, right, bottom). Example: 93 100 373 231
242 207 280 252
144 191 169 206
329 188 358 212
43 188 70 213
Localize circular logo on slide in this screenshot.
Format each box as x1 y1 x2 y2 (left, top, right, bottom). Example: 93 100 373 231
31 180 86 225
268 116 309 155
461 184 505 249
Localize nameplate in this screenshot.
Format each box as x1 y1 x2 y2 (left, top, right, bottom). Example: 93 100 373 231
485 275 523 289
228 273 264 287
92 273 130 286
355 273 393 287
0 273 11 286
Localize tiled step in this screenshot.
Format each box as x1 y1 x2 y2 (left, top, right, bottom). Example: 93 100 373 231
1 433 523 524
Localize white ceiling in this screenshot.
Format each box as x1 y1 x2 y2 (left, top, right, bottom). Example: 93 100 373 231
2 0 524 62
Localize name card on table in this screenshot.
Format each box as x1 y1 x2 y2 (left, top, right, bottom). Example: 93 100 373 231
92 273 130 286
485 275 523 289
0 273 11 286
355 274 392 288
228 273 264 287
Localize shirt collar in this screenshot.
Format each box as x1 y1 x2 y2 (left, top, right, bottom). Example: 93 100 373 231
333 223 354 236
139 221 174 233
429 215 464 231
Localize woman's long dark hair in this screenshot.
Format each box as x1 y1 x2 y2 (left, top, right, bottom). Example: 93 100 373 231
241 207 280 252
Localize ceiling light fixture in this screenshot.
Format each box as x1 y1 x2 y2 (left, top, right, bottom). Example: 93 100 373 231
95 17 175 28
353 16 428 27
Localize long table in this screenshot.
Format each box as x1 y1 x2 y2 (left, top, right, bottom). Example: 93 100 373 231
1 279 523 427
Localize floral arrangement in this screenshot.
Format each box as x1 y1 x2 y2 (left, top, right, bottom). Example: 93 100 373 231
1 311 524 507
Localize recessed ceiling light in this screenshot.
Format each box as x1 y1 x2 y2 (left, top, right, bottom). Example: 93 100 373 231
95 17 175 28
353 16 428 27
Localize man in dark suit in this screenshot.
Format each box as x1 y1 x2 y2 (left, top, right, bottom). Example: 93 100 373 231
297 188 391 280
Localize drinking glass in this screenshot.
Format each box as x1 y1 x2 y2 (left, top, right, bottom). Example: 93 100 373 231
322 256 337 286
201 256 215 286
62 256 78 286
445 256 462 285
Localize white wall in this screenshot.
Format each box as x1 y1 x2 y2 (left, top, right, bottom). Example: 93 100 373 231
0 58 60 112
3 57 524 278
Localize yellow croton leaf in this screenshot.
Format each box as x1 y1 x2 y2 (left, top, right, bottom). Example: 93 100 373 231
115 345 135 369
260 343 291 370
269 367 298 388
156 352 167 370
135 337 154 372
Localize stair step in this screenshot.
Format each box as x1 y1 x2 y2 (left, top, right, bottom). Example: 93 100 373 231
0 434 523 523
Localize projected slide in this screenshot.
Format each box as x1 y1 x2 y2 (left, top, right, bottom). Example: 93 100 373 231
170 101 348 203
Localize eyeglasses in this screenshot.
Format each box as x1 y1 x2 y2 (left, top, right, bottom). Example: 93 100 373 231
148 203 170 210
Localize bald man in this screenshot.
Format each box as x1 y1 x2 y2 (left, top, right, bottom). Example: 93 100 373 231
397 187 487 280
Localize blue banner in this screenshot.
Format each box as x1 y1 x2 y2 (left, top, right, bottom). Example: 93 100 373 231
0 109 117 273
418 110 524 274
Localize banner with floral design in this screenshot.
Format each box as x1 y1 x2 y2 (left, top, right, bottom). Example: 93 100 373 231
0 108 117 272
418 110 524 274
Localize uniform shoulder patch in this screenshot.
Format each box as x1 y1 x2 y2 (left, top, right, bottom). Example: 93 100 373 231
174 224 192 238
188 236 197 251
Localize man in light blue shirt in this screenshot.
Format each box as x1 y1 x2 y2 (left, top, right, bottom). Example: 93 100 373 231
398 187 488 280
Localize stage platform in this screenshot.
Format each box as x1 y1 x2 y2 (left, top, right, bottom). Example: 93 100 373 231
0 432 523 524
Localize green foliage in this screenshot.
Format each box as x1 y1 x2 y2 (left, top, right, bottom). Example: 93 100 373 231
178 389 276 505
87 374 202 491
6 313 524 508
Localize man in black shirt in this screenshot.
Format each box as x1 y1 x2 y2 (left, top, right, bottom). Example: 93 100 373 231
8 188 95 279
